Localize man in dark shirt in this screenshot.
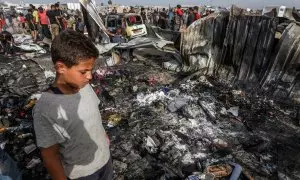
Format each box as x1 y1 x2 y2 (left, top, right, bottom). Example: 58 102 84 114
46 4 60 40
187 7 195 27
158 8 167 29
54 3 64 30
25 9 37 41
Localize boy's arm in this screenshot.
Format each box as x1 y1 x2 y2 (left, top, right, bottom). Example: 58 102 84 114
41 144 67 180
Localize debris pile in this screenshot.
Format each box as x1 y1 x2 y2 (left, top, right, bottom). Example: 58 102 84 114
0 94 50 180
0 59 49 97
11 34 48 55
90 58 300 179
0 59 52 180
0 49 300 179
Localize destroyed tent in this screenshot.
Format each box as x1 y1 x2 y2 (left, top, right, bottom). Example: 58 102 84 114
180 6 300 101
80 0 181 63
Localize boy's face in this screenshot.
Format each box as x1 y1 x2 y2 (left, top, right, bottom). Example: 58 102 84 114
56 58 96 90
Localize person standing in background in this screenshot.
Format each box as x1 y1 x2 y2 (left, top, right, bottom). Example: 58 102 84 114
25 9 37 41
141 8 148 23
194 6 201 20
173 4 183 31
168 8 174 30
0 12 6 32
38 7 51 39
75 18 85 34
18 13 26 33
54 3 64 31
11 14 18 33
186 7 195 27
32 6 39 40
158 8 167 29
47 5 60 40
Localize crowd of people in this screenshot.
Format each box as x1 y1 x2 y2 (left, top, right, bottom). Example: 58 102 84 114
108 5 211 30
149 5 203 30
0 3 84 42
0 3 213 56
107 4 211 31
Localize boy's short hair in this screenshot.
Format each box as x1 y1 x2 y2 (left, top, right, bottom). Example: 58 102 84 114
51 30 99 68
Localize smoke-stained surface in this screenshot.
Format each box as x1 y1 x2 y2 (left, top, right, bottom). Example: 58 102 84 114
181 11 300 101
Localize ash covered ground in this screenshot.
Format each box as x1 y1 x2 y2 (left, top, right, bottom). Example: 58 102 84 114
1 47 300 180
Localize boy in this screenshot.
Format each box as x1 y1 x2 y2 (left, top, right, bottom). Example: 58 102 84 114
33 30 112 180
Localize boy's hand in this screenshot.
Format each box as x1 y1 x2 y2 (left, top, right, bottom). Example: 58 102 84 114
41 144 67 180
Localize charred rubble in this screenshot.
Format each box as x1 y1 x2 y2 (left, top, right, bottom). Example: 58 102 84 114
0 5 300 180
92 57 300 180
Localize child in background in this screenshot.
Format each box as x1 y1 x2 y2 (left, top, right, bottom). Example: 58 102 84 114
75 18 85 34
